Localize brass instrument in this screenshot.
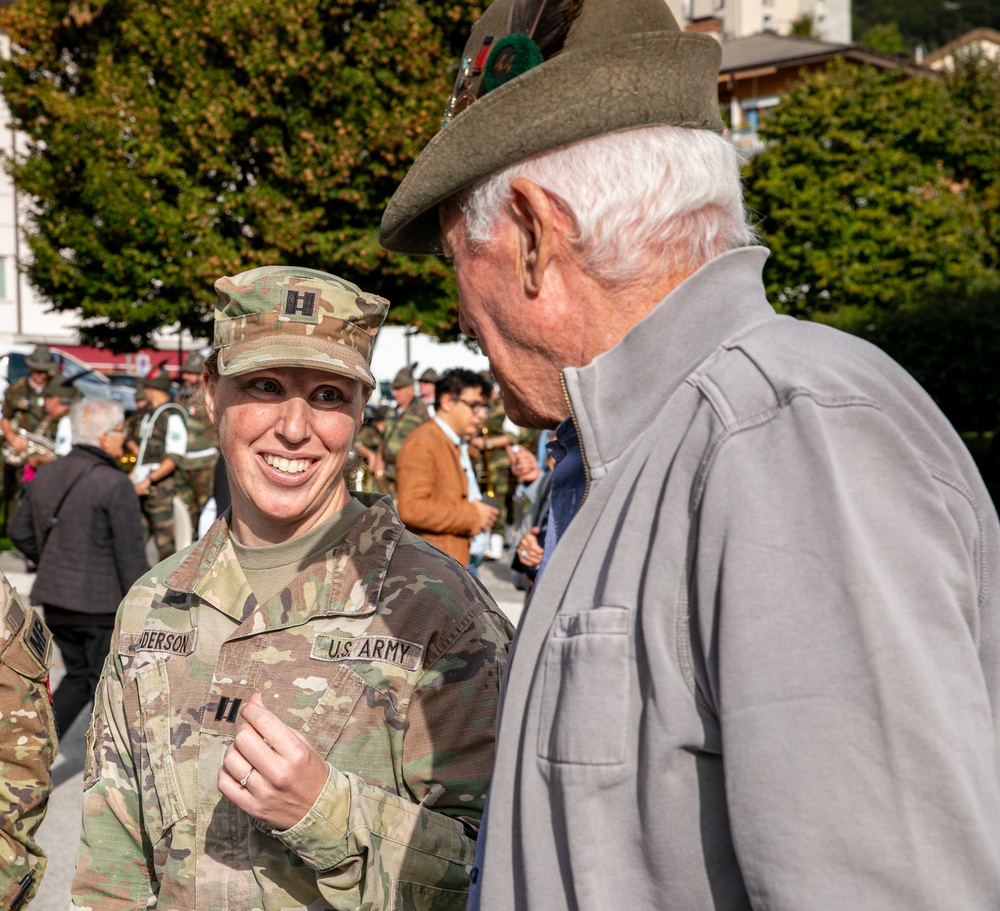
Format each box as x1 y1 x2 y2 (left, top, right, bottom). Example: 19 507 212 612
343 448 376 493
480 427 495 499
2 427 57 467
118 451 138 472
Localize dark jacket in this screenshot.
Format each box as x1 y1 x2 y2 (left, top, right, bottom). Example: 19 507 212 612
11 445 149 614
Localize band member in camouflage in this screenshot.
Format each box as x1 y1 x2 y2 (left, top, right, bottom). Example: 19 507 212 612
72 265 513 911
0 571 55 911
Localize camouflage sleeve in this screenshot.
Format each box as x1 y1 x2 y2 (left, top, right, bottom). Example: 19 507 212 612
0 574 55 911
72 640 156 910
276 605 513 910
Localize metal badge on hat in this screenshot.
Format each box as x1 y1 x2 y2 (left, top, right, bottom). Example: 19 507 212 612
441 0 582 127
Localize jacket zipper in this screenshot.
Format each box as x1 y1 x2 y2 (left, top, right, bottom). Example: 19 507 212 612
560 371 591 510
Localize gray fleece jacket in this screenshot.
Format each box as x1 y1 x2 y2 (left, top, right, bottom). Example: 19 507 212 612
476 247 1000 910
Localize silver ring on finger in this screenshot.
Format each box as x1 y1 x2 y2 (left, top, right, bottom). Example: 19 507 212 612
239 767 254 788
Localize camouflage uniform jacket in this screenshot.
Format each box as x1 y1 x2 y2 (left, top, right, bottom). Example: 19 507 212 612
1 377 47 434
180 396 219 469
73 496 514 911
381 399 429 478
0 573 55 911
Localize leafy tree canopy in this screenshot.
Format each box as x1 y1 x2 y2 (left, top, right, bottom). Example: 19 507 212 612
0 0 484 349
744 56 1000 431
854 0 1000 56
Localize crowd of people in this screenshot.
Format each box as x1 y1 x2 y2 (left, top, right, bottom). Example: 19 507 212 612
3 0 1000 907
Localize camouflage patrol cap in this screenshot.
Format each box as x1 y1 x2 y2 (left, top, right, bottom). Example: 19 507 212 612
213 266 389 390
379 0 725 254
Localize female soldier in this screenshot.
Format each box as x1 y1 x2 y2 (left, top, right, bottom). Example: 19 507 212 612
72 266 513 911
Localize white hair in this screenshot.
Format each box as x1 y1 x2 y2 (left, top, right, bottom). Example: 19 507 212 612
70 398 125 446
458 125 758 287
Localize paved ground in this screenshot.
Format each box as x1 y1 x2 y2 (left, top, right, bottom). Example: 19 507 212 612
0 547 526 911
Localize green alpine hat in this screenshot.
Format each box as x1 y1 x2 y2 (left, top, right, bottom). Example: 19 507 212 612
143 368 174 392
379 0 724 255
26 345 59 374
42 377 81 402
213 266 390 391
392 363 418 389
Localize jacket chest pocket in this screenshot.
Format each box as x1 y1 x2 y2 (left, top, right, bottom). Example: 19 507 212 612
537 605 632 767
133 659 190 843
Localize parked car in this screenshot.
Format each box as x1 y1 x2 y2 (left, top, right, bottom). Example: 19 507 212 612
0 344 138 412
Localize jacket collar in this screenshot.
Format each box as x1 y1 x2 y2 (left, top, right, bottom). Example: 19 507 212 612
561 247 775 480
163 496 402 626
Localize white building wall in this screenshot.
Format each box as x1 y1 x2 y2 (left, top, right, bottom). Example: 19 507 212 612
0 32 79 343
686 0 850 41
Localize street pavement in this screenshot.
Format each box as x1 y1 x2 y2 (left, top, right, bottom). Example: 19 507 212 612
0 547 525 911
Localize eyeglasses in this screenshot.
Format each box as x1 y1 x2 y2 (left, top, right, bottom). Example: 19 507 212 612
456 398 489 414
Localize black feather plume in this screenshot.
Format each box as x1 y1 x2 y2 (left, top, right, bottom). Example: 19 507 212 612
509 0 584 59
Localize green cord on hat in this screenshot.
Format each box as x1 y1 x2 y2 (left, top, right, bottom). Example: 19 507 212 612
483 34 544 93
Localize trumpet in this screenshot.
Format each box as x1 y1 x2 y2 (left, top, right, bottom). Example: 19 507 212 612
480 427 495 499
2 427 57 467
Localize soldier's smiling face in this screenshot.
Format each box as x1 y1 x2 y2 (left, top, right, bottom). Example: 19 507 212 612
205 366 364 545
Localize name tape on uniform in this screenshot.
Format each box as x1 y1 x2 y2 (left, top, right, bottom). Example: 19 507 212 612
311 635 424 671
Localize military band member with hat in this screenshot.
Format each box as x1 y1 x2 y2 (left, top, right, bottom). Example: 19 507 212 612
376 363 429 495
418 367 440 417
72 266 513 911
177 351 220 514
2 346 59 534
381 0 1000 907
131 368 197 559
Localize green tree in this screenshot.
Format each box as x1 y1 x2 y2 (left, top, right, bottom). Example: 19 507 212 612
789 14 817 38
0 0 483 349
857 22 908 57
744 61 992 323
743 58 1000 432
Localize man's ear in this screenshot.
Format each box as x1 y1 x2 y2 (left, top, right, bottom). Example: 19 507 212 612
509 178 556 296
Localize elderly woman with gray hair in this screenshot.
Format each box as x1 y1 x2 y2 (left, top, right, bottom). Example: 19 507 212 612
11 397 149 736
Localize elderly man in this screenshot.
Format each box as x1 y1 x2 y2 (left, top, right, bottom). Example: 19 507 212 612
380 0 1000 908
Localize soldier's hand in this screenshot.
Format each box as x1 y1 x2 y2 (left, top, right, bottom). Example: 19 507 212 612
6 433 28 452
219 693 331 832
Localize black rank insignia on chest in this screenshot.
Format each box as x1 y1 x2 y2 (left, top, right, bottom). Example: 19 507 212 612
213 695 243 724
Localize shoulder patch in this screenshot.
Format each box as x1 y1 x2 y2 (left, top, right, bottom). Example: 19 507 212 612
3 595 25 637
24 612 51 668
311 634 424 671
121 626 198 656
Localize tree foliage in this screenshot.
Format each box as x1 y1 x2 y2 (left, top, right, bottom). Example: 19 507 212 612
854 0 1000 55
743 56 1000 431
0 0 484 349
